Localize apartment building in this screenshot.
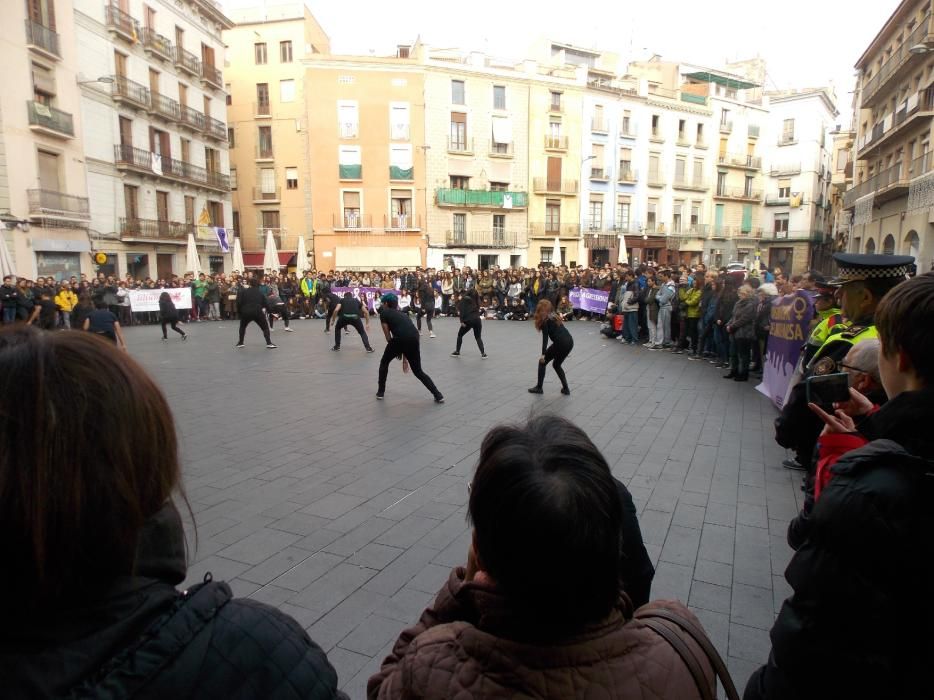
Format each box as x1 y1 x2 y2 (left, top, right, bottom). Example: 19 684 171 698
760 89 836 274
224 3 328 270
829 127 855 256
846 0 932 271
421 48 530 271
74 0 232 279
1 0 92 279
305 54 426 271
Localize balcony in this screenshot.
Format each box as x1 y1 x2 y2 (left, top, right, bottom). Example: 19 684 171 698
333 213 374 231
447 137 474 154
619 124 636 139
249 228 289 250
528 222 581 238
435 188 528 209
25 19 60 60
856 86 934 157
583 233 621 248
140 27 174 62
105 5 139 44
204 116 227 141
717 152 761 170
149 92 180 122
255 100 271 118
649 128 664 143
445 229 519 248
253 187 281 203
338 164 361 180
641 222 667 235
844 151 934 208
590 167 610 181
778 135 797 146
764 194 809 206
680 92 707 106
532 178 578 195
178 104 205 131
714 187 763 202
647 170 666 187
748 124 760 139
27 189 90 226
710 226 765 239
111 75 150 110
591 117 607 133
544 135 568 151
113 144 230 192
762 229 823 242
861 14 932 107
174 46 201 77
770 162 801 176
719 121 733 134
120 217 193 241
384 214 422 231
201 63 223 90
673 177 709 192
617 168 637 184
27 101 74 138
489 142 513 158
256 143 274 161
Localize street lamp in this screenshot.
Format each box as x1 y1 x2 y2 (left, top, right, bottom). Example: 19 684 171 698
910 43 934 54
77 76 115 86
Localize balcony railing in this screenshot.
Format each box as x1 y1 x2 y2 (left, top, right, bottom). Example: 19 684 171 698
489 142 513 157
149 92 180 122
778 134 797 146
544 135 568 150
620 123 636 138
445 229 519 248
256 143 274 160
719 121 733 134
717 153 761 169
647 170 665 187
255 100 271 117
583 233 621 248
770 162 801 176
253 187 281 203
590 167 609 181
201 63 223 90
27 101 74 138
113 144 230 191
528 222 581 237
861 14 932 106
247 229 289 251
436 188 528 208
174 46 201 76
204 116 227 141
178 104 205 131
710 226 765 239
617 168 637 183
384 214 422 231
844 151 934 208
748 124 760 138
105 5 139 43
765 195 791 206
447 137 474 154
673 177 709 191
857 86 934 155
27 189 91 224
111 75 151 109
532 178 578 194
333 213 374 230
762 229 823 242
140 27 174 62
120 217 193 240
714 187 763 201
680 92 707 105
25 19 60 58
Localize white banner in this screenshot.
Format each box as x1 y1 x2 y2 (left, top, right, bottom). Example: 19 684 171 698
128 287 192 312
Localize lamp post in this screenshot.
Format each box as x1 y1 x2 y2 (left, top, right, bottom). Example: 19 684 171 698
77 76 115 86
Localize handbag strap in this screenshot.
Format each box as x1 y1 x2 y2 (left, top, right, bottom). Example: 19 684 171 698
636 606 740 700
638 617 714 700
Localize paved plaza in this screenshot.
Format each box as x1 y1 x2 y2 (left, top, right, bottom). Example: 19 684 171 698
127 315 800 697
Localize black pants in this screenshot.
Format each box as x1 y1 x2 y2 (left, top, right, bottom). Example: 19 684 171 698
268 304 290 328
536 339 573 389
730 337 752 376
161 320 185 339
335 317 371 349
455 318 484 353
415 306 434 332
378 336 441 398
238 313 271 344
681 317 699 352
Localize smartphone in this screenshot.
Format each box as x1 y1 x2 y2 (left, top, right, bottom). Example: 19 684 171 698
806 372 851 410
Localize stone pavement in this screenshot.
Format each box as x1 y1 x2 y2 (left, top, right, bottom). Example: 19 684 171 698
126 314 800 698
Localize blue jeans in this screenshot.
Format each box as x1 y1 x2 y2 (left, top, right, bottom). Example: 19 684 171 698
622 312 639 342
2 306 16 324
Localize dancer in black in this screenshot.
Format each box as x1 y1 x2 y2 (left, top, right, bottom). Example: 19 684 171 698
266 289 294 332
451 288 486 358
158 292 187 342
323 289 341 334
377 293 443 403
235 277 276 349
414 277 436 338
331 291 374 352
529 299 573 395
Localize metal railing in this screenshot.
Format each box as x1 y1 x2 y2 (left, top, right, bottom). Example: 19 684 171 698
27 101 74 137
719 121 733 133
111 75 150 109
201 63 222 89
544 135 568 150
770 162 801 176
548 101 563 113
255 100 271 117
528 222 581 237
489 142 513 157
332 213 374 230
445 230 519 248
25 19 60 57
120 217 193 240
583 233 620 248
618 168 637 183
447 137 473 153
714 187 763 201
253 187 281 202
104 5 138 41
590 167 609 180
532 178 578 194
140 27 174 61
748 124 760 138
149 92 180 121
204 116 227 141
620 123 636 138
27 189 90 221
844 151 934 208
861 14 931 105
174 46 201 76
256 143 274 160
765 195 791 206
113 144 230 191
858 86 934 155
673 177 709 191
384 214 421 230
178 104 205 130
717 153 761 169
778 134 796 146
762 229 823 241
436 188 528 208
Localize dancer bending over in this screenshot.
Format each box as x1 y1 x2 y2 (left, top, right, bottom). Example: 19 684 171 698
529 299 573 395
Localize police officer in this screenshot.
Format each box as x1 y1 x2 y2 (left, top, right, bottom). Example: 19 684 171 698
330 291 374 352
800 281 844 367
775 252 913 476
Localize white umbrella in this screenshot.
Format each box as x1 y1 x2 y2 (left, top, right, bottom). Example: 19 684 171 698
617 235 629 265
230 236 245 274
262 229 280 273
296 235 309 275
551 237 561 267
185 233 202 276
0 231 15 278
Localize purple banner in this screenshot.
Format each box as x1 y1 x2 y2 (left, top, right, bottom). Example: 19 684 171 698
756 291 815 409
332 286 396 311
569 286 610 314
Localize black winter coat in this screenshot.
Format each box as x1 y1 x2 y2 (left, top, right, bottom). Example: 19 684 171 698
745 388 934 700
0 504 346 700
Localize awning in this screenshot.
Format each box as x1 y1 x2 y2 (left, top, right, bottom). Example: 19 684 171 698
242 252 296 268
685 71 757 90
336 246 420 270
448 158 476 177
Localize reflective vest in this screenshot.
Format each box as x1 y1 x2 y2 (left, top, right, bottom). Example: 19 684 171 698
808 309 843 347
807 322 880 375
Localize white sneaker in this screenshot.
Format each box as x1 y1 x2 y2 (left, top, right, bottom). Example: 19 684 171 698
429 331 436 338
284 327 294 332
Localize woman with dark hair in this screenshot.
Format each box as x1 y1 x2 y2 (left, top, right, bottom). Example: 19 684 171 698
0 327 345 699
377 293 443 403
451 288 486 358
158 291 187 342
83 300 127 350
368 415 713 700
529 298 574 395
235 276 276 349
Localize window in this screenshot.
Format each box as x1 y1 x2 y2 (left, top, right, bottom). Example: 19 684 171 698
588 199 603 231
545 200 561 232
389 144 413 180
391 189 412 228
203 95 211 118
720 108 730 126
27 0 56 29
279 79 295 103
774 213 789 236
286 167 298 189
619 148 632 178
254 43 267 64
489 182 508 191
124 184 139 221
491 116 511 153
836 149 848 170
452 212 467 242
592 104 604 131
651 114 660 137
717 172 727 195
207 200 224 227
673 200 683 232
184 196 195 225
256 82 270 112
144 5 155 28
232 210 240 235
591 143 605 177
548 119 562 138
227 127 235 146
621 110 632 136
646 200 657 230
778 179 791 198
260 168 276 194
744 175 754 197
541 246 565 265
280 40 293 63
696 123 704 145
493 214 505 234
693 158 704 186
225 84 231 105
450 175 469 190
261 210 279 230
493 85 506 110
675 157 686 183
451 80 465 105
155 190 169 223
338 101 358 138
690 204 700 229
342 191 361 228
114 51 127 78
119 116 133 147
450 112 467 150
257 126 273 158
230 167 237 190
31 63 55 101
550 91 561 111
338 146 361 179
678 119 686 140
180 138 190 163
204 147 220 173
616 199 630 231
782 118 795 143
648 154 661 181
390 102 410 140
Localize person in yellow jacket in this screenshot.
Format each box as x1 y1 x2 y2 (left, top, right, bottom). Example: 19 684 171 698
801 282 843 366
54 282 79 330
674 274 703 355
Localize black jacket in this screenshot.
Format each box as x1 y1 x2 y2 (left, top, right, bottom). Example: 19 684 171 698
745 388 934 700
0 503 346 700
237 286 268 316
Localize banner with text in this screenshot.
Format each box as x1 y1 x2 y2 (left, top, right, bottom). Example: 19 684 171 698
331 287 397 312
128 287 192 312
569 286 610 314
756 291 815 409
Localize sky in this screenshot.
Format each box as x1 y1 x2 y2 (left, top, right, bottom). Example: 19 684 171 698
222 0 901 126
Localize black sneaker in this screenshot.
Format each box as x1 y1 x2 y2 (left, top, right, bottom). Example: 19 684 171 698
366 347 375 353
376 393 384 400
481 353 488 359
235 343 245 348
528 386 543 394
560 387 571 395
266 343 278 349
783 458 806 471
434 395 445 404
331 346 340 351
181 335 188 341
451 351 460 356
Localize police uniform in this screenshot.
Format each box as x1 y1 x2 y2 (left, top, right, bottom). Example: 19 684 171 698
801 282 843 367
